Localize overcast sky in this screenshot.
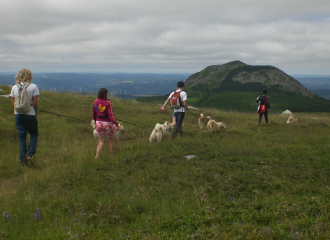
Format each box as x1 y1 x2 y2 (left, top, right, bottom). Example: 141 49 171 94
1 0 330 75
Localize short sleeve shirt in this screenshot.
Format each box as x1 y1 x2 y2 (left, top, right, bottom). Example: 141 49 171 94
168 90 187 112
10 82 40 115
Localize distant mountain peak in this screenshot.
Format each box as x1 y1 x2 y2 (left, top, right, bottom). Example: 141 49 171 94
186 61 314 97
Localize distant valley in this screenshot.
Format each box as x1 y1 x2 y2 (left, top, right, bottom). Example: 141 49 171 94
294 76 330 100
0 73 190 98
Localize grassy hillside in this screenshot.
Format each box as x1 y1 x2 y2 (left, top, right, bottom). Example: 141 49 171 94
1 85 330 239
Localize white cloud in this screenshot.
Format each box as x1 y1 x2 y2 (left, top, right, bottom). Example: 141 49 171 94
1 0 330 74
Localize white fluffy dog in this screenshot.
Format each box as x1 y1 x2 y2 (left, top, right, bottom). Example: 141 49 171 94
91 120 125 141
198 114 211 129
207 119 227 131
149 121 172 143
287 116 301 124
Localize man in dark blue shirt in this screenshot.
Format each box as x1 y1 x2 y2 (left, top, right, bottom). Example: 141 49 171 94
256 90 270 124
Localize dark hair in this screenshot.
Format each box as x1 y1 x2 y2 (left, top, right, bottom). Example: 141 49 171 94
263 90 267 94
98 88 108 99
177 81 185 88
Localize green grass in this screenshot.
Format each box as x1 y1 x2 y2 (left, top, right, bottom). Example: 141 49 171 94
1 84 330 239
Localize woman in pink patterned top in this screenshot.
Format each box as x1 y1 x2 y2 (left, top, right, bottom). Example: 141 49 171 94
93 88 119 159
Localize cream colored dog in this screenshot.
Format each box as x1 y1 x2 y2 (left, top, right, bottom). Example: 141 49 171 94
91 120 125 141
198 114 211 129
287 116 301 124
149 121 172 143
207 119 227 131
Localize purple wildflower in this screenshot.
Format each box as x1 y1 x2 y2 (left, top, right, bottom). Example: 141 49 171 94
83 212 87 216
74 218 77 222
2 212 6 218
6 215 10 218
56 223 59 226
37 208 42 213
68 210 71 213
66 226 68 230
35 212 39 219
231 196 235 202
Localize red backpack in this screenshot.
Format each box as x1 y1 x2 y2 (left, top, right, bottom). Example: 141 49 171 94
170 91 182 109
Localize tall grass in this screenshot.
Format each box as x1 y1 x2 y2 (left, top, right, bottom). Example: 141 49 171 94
1 84 330 239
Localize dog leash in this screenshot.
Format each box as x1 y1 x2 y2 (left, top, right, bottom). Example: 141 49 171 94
116 119 153 130
186 110 200 117
39 109 153 130
39 109 89 123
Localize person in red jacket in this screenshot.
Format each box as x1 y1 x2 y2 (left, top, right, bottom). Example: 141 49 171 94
93 88 119 159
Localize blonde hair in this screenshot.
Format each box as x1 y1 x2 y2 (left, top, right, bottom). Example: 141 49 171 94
15 68 33 83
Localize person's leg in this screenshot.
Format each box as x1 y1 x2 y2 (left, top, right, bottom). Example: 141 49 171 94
258 113 263 124
171 111 176 127
26 115 38 158
178 113 185 135
96 136 106 158
171 112 185 139
171 116 176 127
171 112 179 139
264 110 269 123
15 114 28 165
108 137 114 153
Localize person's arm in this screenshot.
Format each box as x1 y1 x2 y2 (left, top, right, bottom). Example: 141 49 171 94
183 100 187 109
160 98 170 111
10 86 16 109
107 101 119 127
92 103 97 122
33 96 38 117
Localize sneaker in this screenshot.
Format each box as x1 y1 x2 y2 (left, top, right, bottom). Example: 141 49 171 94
27 156 36 165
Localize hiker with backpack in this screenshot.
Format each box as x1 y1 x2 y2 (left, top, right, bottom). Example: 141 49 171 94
10 68 40 166
256 90 270 124
160 81 187 139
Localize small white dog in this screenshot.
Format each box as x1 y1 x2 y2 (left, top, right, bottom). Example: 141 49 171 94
91 120 125 141
287 116 301 124
198 114 211 129
207 119 227 131
149 121 173 143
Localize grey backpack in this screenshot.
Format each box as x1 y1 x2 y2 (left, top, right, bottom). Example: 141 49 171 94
14 83 32 113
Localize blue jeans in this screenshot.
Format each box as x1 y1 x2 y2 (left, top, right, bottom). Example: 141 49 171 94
258 110 268 124
15 114 38 164
172 112 185 139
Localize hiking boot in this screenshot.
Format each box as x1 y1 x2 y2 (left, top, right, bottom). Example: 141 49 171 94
20 155 28 167
20 162 27 167
27 156 36 165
